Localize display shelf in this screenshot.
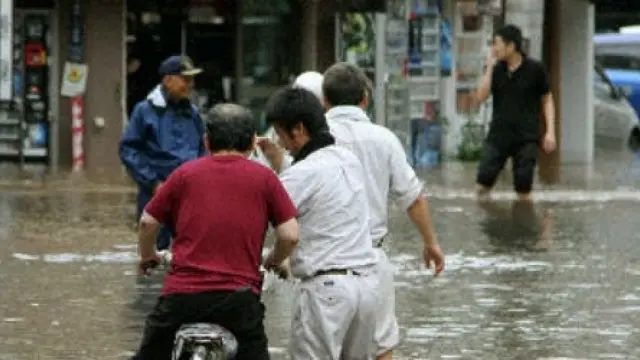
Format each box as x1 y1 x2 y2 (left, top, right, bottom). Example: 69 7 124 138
454 2 494 115
405 1 443 168
385 4 410 149
406 5 441 121
8 11 51 163
0 103 23 160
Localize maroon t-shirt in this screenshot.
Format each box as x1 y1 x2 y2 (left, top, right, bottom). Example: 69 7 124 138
145 155 297 295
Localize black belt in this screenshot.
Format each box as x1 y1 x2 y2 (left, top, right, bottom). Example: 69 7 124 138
314 268 361 277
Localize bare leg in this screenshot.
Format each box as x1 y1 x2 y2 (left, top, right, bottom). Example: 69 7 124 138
516 192 532 202
377 350 393 360
534 209 553 250
476 184 492 201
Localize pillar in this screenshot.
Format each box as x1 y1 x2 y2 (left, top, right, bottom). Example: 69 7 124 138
539 0 594 184
538 0 561 182
558 0 594 165
82 0 126 181
234 0 243 102
315 1 337 71
300 0 319 70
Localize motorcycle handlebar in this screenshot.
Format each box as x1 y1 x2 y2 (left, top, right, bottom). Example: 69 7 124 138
141 251 172 275
146 251 269 271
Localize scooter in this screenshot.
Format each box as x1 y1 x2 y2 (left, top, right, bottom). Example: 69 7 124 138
142 251 239 360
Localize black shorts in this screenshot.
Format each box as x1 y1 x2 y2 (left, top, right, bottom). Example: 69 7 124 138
132 288 270 360
476 141 539 193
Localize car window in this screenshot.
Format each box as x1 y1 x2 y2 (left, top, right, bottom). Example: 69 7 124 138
596 53 640 70
593 66 614 98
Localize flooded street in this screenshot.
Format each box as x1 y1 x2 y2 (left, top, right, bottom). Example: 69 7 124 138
1 148 640 359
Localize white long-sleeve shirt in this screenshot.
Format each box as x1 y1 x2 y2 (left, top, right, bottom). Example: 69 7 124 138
279 145 377 278
326 106 423 243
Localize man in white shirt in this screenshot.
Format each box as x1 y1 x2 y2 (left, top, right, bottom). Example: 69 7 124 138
251 71 323 169
262 86 379 360
262 65 445 360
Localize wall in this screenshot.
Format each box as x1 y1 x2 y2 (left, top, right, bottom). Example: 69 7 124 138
52 0 322 177
55 0 71 168
300 1 318 70
56 0 126 180
504 0 544 59
300 1 336 73
558 0 594 164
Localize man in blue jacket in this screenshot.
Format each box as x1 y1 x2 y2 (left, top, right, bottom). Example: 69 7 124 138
119 55 207 250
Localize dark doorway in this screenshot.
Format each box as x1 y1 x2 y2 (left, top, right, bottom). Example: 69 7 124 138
125 1 236 117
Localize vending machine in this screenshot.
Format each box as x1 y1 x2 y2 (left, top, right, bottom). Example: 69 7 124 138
0 9 52 163
22 13 50 160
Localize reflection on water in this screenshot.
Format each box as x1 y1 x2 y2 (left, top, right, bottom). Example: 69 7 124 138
479 200 552 252
0 192 638 359
1 148 640 359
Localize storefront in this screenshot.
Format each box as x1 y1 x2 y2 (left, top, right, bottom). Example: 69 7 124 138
376 0 594 181
0 0 59 169
125 0 304 132
0 0 597 181
443 0 595 181
0 0 335 178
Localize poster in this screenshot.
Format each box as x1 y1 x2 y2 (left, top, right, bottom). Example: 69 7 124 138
0 0 13 101
70 0 84 171
337 12 376 117
61 62 88 97
440 18 453 76
338 12 375 68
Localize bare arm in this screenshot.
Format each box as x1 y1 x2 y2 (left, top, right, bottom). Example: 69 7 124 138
406 197 438 247
264 172 300 269
257 137 291 174
542 93 555 137
268 218 299 266
473 64 495 109
387 135 441 248
138 211 161 259
267 147 287 173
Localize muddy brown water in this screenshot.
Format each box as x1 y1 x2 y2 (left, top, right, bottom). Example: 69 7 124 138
0 147 639 359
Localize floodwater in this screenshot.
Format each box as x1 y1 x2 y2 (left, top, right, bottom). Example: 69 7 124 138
1 147 640 359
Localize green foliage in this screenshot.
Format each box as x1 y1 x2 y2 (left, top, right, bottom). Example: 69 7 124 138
456 113 485 162
457 139 483 162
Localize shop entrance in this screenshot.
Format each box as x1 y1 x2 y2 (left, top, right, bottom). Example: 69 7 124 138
125 1 237 117
126 0 301 134
0 0 58 167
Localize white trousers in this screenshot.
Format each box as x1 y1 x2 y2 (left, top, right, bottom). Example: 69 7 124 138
373 248 400 355
289 269 379 360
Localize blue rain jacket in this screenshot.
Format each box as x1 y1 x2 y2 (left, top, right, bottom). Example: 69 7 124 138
119 85 207 192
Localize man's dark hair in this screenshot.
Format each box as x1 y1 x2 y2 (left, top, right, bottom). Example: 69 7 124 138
265 87 328 136
322 62 369 106
494 24 524 54
203 103 256 153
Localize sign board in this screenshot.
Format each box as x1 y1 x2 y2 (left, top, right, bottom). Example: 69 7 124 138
71 96 84 171
69 0 84 172
69 0 83 62
0 0 13 100
61 62 88 97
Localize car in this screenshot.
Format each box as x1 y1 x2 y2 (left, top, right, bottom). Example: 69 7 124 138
601 68 640 118
594 33 640 117
593 64 639 144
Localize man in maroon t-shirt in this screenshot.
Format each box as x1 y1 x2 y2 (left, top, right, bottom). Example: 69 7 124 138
131 103 299 360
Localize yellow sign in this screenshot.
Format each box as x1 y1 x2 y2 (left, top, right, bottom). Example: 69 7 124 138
61 62 88 97
67 67 83 83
